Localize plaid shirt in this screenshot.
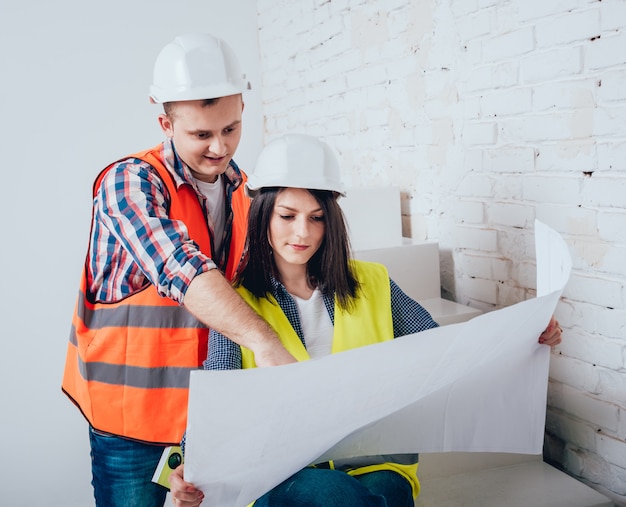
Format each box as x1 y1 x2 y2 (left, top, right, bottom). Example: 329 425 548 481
87 138 244 303
205 277 440 370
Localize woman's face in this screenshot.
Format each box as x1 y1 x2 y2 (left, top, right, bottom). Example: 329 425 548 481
268 188 326 272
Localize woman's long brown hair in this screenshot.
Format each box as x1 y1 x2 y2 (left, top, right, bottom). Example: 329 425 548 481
235 187 360 312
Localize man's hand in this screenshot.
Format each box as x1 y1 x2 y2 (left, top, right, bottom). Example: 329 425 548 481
253 337 298 367
184 270 296 366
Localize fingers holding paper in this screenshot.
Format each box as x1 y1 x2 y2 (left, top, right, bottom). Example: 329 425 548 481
169 465 204 507
538 316 562 347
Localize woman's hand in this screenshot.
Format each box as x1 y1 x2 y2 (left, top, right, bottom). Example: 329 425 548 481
169 464 204 507
538 316 563 347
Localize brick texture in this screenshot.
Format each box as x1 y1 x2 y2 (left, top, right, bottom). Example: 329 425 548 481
256 0 626 503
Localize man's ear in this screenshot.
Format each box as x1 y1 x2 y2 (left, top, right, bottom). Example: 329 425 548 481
157 114 174 138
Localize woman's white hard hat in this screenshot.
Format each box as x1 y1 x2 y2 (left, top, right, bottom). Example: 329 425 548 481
246 134 346 198
149 33 251 103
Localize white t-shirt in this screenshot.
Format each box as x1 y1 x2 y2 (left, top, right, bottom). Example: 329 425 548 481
194 176 226 257
292 288 334 359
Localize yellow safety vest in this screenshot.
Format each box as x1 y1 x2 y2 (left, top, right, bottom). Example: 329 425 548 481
238 260 420 500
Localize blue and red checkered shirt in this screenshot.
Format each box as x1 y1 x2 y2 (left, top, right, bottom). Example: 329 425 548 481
87 138 244 304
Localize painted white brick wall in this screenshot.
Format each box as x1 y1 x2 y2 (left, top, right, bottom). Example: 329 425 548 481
256 0 626 503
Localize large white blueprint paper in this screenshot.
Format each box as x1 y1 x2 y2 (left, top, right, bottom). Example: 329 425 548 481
185 220 571 506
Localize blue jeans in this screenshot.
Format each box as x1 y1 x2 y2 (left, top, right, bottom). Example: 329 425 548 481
89 426 168 507
254 468 414 507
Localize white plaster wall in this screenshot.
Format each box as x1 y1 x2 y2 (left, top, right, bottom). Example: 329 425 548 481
256 0 626 504
0 1 262 505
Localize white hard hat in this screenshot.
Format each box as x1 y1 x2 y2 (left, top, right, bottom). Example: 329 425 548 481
149 33 251 103
246 134 345 197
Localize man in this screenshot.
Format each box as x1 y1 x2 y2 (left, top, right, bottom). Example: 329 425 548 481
62 33 295 507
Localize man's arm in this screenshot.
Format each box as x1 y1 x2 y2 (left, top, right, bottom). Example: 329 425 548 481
184 269 296 367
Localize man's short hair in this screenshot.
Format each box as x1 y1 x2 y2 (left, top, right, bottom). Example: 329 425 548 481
163 98 220 117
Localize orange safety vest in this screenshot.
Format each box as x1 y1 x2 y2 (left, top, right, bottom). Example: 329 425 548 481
62 145 249 444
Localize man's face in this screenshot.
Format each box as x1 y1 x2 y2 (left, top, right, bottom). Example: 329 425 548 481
158 94 244 183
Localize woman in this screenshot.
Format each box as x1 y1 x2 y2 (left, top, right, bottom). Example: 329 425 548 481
169 134 563 507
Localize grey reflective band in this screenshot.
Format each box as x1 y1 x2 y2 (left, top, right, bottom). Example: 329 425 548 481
315 453 419 471
77 351 194 389
76 291 205 330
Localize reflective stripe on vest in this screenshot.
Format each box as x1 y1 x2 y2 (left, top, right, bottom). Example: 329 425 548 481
239 261 420 498
62 144 250 444
74 290 206 331
328 453 420 470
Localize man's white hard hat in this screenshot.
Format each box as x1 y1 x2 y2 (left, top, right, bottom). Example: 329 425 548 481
149 33 251 103
246 134 345 198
